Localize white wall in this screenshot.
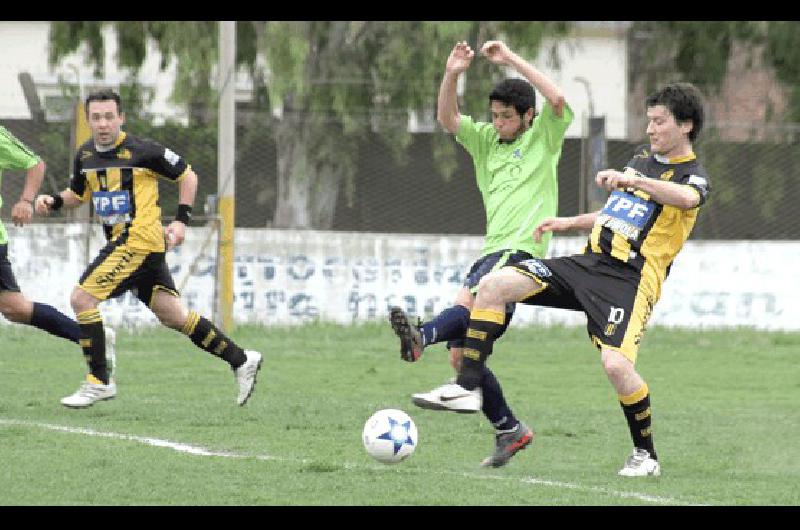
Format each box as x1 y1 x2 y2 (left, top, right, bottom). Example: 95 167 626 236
0 21 185 124
534 32 629 139
4 225 797 332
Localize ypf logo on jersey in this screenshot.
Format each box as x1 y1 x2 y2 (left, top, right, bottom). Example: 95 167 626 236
605 306 625 336
597 190 655 240
92 191 132 225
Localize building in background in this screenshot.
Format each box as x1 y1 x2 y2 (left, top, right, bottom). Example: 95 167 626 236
0 21 632 139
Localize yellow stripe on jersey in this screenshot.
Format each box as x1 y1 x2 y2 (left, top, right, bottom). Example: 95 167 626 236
639 204 699 291
610 232 632 263
589 223 603 254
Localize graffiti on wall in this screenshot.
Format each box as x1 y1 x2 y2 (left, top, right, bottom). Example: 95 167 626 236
3 225 798 330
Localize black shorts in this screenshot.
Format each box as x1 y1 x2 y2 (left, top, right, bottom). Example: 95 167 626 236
79 235 178 307
508 253 656 363
0 244 20 292
449 249 534 349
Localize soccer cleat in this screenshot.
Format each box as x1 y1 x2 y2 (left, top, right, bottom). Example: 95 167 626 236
480 421 534 468
411 383 481 413
617 448 661 477
389 306 424 362
104 326 117 379
61 374 117 408
234 350 263 406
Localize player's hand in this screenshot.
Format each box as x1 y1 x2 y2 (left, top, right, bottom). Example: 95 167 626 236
596 169 638 192
534 217 572 242
445 41 475 74
164 221 186 250
480 40 513 65
34 194 54 216
11 200 33 226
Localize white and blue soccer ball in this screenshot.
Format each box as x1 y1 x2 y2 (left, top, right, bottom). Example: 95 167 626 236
362 408 418 464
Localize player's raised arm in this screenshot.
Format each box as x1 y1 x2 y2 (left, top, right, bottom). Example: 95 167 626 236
437 41 474 134
480 40 566 118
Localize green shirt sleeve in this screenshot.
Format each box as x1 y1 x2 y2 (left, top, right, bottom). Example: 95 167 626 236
533 101 574 153
455 114 496 162
0 126 40 170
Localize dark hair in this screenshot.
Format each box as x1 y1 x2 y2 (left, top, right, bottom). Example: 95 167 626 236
489 78 536 124
85 88 123 115
645 82 705 142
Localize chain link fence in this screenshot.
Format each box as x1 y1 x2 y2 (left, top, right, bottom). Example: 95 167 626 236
2 107 799 241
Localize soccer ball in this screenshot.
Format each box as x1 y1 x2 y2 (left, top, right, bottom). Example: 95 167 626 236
362 408 418 464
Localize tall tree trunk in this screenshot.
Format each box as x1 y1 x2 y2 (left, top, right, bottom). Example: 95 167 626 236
272 111 345 229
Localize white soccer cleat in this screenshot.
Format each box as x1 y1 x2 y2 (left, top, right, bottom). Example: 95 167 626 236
618 448 661 477
61 374 117 408
234 350 263 406
411 383 482 413
104 326 117 378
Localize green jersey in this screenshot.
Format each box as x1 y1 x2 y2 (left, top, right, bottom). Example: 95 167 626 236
456 101 573 258
0 125 40 245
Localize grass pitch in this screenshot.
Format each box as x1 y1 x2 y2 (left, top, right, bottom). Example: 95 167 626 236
1 321 798 506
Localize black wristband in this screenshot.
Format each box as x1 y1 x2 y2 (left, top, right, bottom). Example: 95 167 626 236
175 204 193 224
49 194 64 211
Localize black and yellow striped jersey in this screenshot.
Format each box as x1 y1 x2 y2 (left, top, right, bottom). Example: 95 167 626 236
585 145 711 297
69 131 191 252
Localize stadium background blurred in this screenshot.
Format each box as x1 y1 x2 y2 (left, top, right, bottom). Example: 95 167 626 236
1 21 798 328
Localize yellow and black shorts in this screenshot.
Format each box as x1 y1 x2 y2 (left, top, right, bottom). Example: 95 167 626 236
508 253 656 363
78 234 179 307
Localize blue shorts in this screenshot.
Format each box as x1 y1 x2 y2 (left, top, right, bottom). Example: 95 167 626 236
448 249 534 349
0 244 21 292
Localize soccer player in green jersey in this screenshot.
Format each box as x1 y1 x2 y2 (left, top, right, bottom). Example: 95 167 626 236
416 82 709 475
0 125 90 346
389 40 572 465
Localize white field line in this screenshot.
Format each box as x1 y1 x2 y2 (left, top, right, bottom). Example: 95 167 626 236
0 418 706 506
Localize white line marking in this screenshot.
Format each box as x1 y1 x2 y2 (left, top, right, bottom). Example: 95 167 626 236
1 418 706 505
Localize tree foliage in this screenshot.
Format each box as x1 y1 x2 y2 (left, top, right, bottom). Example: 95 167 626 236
630 21 800 122
47 21 570 228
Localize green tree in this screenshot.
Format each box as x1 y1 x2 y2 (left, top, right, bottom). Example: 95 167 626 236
48 21 569 228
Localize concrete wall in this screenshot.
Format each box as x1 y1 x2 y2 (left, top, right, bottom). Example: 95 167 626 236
3 224 797 331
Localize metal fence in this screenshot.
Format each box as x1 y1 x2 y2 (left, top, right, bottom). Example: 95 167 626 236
2 111 798 241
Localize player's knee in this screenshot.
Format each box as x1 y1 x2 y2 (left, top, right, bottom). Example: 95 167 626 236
69 288 93 314
0 299 31 323
601 349 631 379
155 310 184 330
475 272 506 304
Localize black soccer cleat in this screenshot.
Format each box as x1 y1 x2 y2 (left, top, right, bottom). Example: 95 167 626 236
389 307 424 362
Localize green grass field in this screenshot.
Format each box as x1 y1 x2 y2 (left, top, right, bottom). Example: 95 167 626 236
1 321 798 506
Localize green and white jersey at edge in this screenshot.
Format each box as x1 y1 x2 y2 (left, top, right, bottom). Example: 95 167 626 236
0 125 41 245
